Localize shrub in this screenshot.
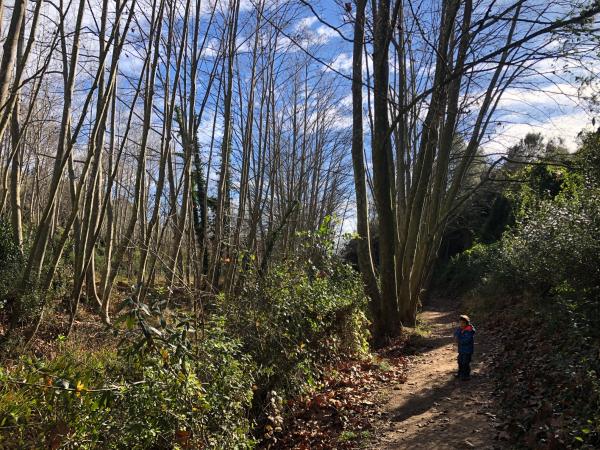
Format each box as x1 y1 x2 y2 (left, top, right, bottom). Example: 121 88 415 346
0 220 22 311
0 220 370 448
434 243 500 297
219 225 369 423
504 196 598 280
441 158 600 320
0 308 255 449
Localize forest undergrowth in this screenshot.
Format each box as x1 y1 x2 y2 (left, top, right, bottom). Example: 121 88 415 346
0 224 379 448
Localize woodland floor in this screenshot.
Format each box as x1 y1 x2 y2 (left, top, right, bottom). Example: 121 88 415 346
365 297 507 450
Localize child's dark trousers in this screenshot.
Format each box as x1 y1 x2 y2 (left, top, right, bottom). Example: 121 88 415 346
457 353 472 380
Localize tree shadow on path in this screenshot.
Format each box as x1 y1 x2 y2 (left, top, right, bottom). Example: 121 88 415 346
390 376 456 423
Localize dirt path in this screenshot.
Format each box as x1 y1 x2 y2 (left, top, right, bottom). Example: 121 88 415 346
367 298 505 449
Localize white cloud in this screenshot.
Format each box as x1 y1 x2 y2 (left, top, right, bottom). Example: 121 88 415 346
200 0 254 16
497 83 584 111
331 114 353 130
329 52 352 73
483 110 593 154
314 25 337 42
295 16 318 31
293 16 339 46
339 94 352 108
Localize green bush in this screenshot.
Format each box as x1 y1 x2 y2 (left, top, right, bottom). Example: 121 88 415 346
0 220 369 448
0 220 22 311
434 243 500 297
441 143 600 318
500 193 599 293
219 225 369 422
0 310 255 449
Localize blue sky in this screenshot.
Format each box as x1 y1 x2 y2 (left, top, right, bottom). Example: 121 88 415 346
17 0 597 156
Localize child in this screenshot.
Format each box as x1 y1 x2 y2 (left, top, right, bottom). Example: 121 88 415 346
454 314 475 380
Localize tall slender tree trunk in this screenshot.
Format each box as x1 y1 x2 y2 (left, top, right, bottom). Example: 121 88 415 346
0 0 27 144
351 0 383 342
9 21 26 255
100 0 165 312
371 0 400 338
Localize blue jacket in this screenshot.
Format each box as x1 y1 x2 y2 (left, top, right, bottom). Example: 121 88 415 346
454 325 475 354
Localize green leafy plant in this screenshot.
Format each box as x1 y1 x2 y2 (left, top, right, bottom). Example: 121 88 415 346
0 220 22 311
0 300 255 449
218 220 369 434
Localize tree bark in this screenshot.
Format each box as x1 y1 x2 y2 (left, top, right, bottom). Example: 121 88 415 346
351 0 383 342
371 0 400 338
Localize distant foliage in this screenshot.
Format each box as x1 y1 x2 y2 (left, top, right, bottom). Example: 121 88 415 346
434 242 499 297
